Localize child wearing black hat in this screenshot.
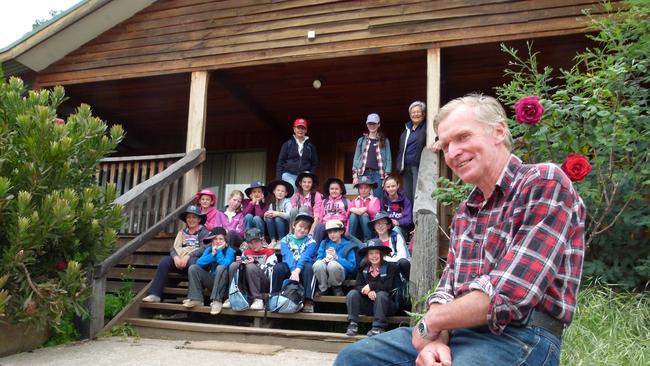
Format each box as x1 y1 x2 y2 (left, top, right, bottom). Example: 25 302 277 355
345 238 398 337
264 180 294 249
183 227 236 315
290 171 323 234
241 180 268 237
224 227 277 311
143 205 210 303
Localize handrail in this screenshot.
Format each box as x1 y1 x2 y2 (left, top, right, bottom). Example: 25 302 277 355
94 197 193 279
99 152 185 163
114 148 205 208
84 148 205 338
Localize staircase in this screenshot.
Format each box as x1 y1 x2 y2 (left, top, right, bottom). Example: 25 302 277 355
106 235 411 353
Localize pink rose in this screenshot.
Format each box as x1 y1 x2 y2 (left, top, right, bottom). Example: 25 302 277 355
515 96 544 125
54 118 65 125
561 154 591 182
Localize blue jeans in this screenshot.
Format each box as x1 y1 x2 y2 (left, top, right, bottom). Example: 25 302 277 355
348 213 373 241
264 216 289 241
334 325 561 366
361 169 383 199
281 172 298 192
244 214 265 236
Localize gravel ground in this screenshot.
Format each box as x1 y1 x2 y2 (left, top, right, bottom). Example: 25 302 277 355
0 337 336 366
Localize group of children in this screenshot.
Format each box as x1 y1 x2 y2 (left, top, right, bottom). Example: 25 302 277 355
142 171 413 336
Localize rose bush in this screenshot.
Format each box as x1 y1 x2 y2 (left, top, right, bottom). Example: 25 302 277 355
493 1 649 288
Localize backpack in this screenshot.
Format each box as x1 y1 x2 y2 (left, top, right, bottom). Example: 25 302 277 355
268 279 305 313
228 263 251 311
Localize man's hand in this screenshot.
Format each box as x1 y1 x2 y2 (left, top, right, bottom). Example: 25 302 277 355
416 341 452 366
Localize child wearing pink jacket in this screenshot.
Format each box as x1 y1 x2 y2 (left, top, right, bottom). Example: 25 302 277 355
348 176 380 241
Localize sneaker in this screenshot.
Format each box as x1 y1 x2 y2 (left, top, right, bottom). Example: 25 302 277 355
366 327 385 337
210 301 223 315
332 286 345 296
142 294 161 303
222 299 231 309
250 298 264 310
346 321 359 336
302 300 314 313
182 299 203 308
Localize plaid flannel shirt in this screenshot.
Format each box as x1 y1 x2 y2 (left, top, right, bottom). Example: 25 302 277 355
354 134 385 179
428 155 586 335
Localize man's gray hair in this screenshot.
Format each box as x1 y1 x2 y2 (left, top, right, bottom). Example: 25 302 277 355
408 100 426 114
433 93 514 151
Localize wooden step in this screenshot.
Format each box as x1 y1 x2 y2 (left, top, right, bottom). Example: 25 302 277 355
125 318 362 353
140 302 410 324
160 286 347 304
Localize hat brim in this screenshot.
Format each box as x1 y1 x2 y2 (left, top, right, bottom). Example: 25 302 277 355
323 177 347 195
245 185 268 198
294 214 315 225
179 211 207 226
295 172 319 187
267 180 294 198
325 225 345 232
353 181 378 189
368 216 394 232
358 245 392 258
195 191 217 205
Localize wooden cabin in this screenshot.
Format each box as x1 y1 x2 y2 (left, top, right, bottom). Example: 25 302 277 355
2 0 606 350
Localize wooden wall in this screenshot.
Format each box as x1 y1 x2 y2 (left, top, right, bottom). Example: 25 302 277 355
34 0 607 86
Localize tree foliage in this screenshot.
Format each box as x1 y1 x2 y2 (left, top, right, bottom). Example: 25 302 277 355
0 74 125 332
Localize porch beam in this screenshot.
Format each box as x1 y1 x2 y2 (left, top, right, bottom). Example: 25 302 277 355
183 70 210 201
410 47 441 315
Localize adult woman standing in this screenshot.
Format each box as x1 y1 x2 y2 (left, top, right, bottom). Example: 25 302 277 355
276 118 319 191
395 101 426 203
352 113 391 199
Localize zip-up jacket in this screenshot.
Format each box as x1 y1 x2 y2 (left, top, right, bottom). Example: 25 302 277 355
276 136 319 178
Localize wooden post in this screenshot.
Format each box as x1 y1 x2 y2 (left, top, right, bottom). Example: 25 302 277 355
183 71 210 202
410 48 441 315
84 276 106 338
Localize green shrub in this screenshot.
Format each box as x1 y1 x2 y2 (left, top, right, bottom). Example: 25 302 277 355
104 266 135 321
0 74 125 336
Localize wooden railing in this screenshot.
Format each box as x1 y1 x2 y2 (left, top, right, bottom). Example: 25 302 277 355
97 153 185 235
83 148 205 338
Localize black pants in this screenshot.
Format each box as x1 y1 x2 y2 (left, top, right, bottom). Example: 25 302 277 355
346 289 396 329
149 255 199 297
271 262 316 300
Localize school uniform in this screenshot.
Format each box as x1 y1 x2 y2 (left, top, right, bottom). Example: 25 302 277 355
348 195 381 241
271 233 318 299
313 237 356 292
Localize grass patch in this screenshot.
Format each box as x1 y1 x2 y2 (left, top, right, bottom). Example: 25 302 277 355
562 285 649 365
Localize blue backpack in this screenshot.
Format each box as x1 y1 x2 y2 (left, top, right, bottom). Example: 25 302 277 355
228 263 251 311
268 279 305 313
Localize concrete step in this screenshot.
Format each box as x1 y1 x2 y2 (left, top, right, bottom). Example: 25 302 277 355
125 318 362 353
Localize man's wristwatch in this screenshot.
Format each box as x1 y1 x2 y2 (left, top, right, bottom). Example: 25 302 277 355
416 318 438 340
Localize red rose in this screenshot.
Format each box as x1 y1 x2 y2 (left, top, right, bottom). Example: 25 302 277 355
55 260 68 271
54 118 65 125
561 154 591 182
514 96 544 125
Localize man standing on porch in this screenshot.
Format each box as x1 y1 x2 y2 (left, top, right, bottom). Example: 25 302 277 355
334 94 586 366
276 118 319 190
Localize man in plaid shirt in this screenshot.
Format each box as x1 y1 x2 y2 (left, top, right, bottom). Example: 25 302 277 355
335 94 585 366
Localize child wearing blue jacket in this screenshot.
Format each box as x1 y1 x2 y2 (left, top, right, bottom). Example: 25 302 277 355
313 220 356 296
183 227 235 315
271 212 318 312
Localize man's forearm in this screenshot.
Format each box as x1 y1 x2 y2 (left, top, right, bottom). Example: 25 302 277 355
427 290 490 332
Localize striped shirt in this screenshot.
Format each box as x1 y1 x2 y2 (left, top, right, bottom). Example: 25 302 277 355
428 155 586 335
